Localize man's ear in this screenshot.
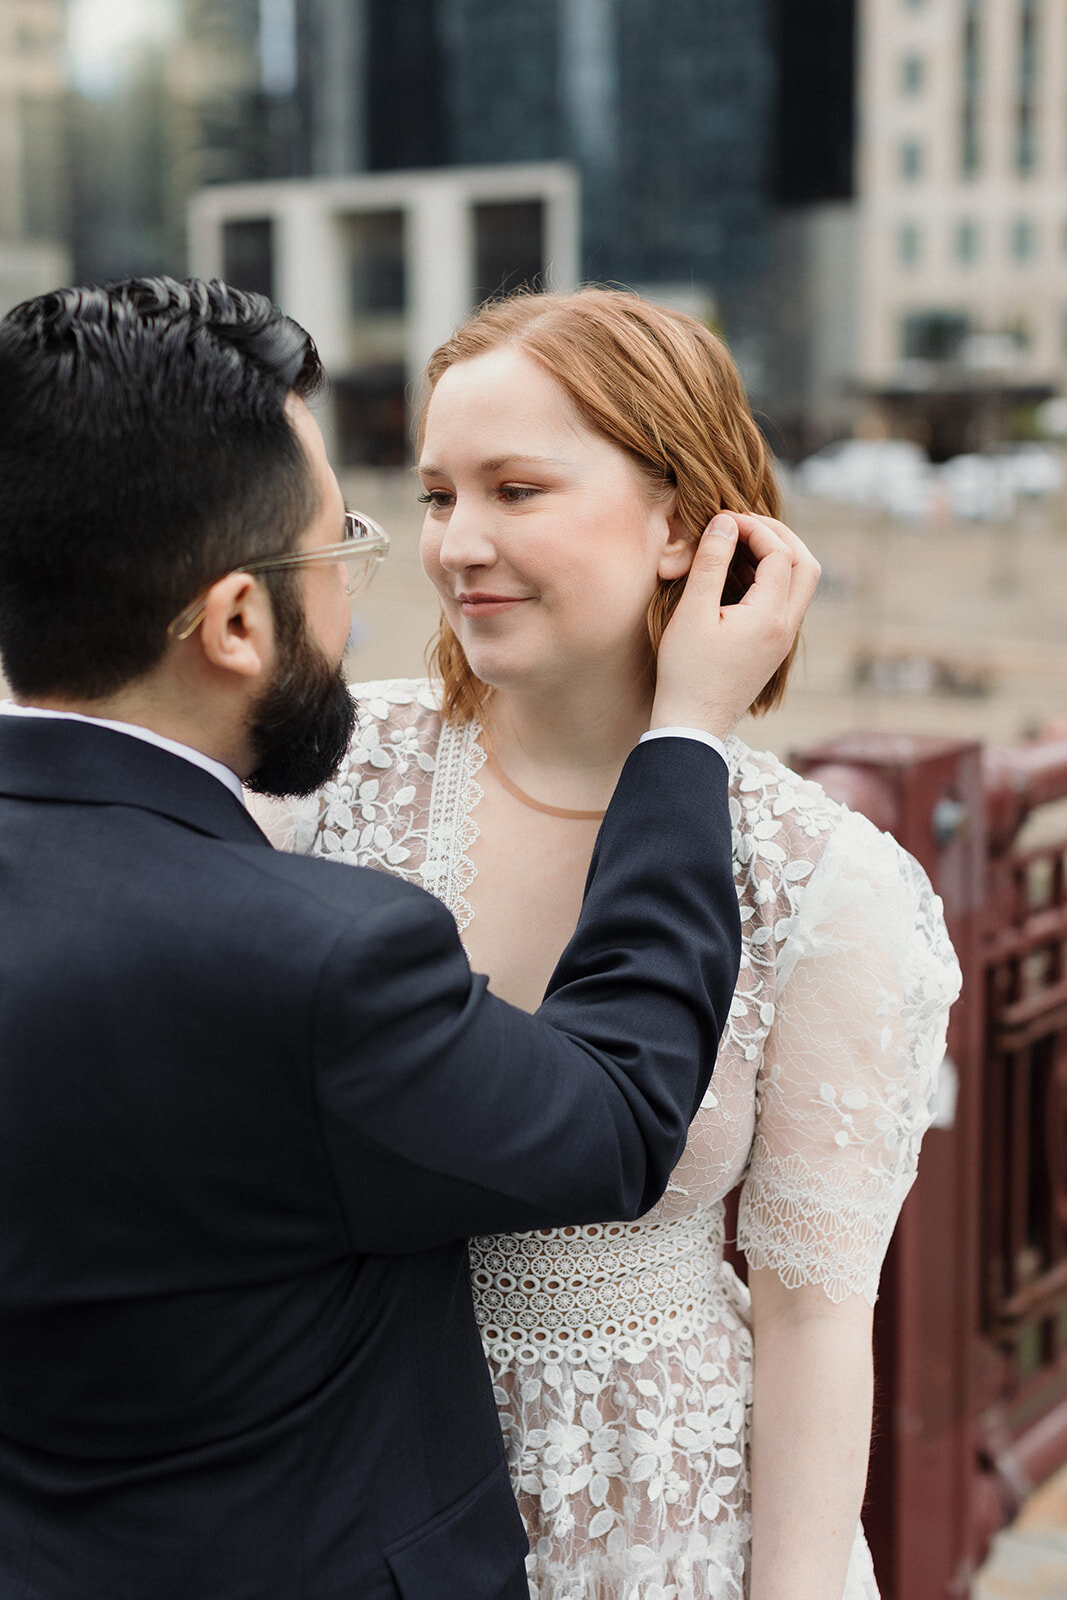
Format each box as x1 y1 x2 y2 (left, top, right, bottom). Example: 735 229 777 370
657 508 697 582
195 573 275 681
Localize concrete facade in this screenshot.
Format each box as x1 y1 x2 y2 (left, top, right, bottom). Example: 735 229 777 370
0 236 68 316
0 0 69 306
764 202 863 449
855 0 1067 432
188 161 580 461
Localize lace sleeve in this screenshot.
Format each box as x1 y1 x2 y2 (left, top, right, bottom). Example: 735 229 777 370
737 811 962 1304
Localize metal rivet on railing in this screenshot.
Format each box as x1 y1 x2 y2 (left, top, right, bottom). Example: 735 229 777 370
932 796 970 848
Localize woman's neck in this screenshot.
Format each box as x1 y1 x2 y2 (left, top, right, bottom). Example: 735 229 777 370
481 672 655 809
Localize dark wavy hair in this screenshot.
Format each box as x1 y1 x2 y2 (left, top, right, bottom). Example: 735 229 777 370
0 276 324 698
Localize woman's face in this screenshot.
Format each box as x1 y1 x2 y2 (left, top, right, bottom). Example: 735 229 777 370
418 347 692 697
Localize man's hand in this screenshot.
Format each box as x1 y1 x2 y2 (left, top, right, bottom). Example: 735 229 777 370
650 513 820 740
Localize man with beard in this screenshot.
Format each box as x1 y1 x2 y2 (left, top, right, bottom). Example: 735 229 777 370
0 277 818 1600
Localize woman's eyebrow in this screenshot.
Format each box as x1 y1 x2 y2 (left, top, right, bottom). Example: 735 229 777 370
418 454 573 476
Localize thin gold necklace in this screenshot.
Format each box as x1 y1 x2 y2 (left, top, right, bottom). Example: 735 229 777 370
480 728 607 822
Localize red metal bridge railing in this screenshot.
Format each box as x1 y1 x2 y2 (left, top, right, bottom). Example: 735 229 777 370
791 732 1067 1600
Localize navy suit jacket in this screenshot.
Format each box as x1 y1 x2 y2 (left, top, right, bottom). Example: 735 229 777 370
0 715 739 1600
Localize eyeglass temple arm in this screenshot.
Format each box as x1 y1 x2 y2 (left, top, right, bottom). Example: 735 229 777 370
167 522 390 641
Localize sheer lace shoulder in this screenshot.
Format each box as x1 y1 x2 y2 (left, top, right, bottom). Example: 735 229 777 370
716 737 846 1088
248 677 439 856
318 676 440 865
732 749 963 1303
260 677 487 935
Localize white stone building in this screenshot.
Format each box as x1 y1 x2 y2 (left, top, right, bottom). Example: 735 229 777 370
855 0 1067 447
188 162 580 463
0 0 70 313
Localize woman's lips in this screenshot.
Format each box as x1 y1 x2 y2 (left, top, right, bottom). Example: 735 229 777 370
457 594 531 617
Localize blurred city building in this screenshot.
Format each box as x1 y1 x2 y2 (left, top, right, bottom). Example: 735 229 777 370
851 0 1067 458
764 0 859 450
6 0 1065 463
187 0 811 463
280 0 779 336
189 159 580 464
69 0 273 284
0 0 69 313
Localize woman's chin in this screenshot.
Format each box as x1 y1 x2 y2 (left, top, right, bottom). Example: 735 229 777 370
462 644 562 696
465 655 534 693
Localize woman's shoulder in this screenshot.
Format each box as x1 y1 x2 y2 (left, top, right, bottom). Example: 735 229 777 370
724 733 924 937
725 735 953 976
725 733 927 876
725 734 848 864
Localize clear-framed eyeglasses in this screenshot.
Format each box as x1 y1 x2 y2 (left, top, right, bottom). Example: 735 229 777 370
167 510 390 642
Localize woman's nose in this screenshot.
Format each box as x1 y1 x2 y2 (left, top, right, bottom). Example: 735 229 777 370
436 501 497 573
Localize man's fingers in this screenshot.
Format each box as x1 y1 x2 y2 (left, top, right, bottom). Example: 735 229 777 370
785 541 821 629
651 511 817 738
678 509 818 644
753 517 821 627
751 516 821 597
684 514 739 602
731 520 792 610
730 513 820 628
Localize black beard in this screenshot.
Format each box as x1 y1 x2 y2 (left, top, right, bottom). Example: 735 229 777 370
244 603 356 798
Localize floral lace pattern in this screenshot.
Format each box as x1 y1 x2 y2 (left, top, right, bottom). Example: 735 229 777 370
280 678 961 1600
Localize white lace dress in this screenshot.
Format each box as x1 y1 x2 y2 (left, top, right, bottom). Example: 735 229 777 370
281 678 961 1600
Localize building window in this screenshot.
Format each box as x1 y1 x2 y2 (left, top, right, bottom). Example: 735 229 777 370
222 220 274 302
336 209 407 469
902 311 971 362
1006 315 1032 352
259 0 298 98
961 0 982 176
345 211 406 314
473 202 545 305
1016 0 1039 174
955 220 980 262
1016 107 1037 175
898 223 921 267
901 53 925 93
900 139 924 180
1010 218 1038 260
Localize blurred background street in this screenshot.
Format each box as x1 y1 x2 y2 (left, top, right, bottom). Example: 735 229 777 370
2 1 1067 1595
340 471 1067 760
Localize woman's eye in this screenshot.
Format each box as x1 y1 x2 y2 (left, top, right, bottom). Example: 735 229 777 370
417 489 452 509
497 484 540 504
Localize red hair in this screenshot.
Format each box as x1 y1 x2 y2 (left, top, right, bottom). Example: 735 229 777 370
417 287 794 725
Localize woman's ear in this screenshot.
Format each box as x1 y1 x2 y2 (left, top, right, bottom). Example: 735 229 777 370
657 508 697 581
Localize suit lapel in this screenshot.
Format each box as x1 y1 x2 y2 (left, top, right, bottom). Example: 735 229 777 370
0 716 270 847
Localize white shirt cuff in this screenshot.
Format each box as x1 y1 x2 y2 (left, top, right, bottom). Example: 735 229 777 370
639 727 728 766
